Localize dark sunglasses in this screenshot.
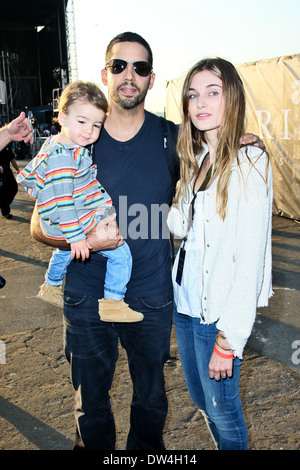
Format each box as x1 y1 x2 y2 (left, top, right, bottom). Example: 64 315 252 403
105 59 152 77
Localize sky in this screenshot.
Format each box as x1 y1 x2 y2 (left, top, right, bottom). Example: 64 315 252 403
72 0 300 114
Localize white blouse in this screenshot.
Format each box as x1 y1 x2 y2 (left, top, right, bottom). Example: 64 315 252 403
172 144 273 358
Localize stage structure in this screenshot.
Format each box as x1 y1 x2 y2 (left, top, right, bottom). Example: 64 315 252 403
0 0 77 128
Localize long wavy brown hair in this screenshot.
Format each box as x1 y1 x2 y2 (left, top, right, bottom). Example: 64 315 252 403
176 58 251 220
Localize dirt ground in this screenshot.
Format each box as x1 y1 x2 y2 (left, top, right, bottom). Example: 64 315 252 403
0 161 299 452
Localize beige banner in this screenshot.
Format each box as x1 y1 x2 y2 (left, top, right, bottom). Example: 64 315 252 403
166 54 300 220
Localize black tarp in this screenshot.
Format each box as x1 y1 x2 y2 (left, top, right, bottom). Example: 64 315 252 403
0 0 68 121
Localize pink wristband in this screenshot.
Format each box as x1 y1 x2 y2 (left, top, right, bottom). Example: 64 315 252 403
213 344 234 359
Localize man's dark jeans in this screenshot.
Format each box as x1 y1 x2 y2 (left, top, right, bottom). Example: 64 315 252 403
63 288 173 450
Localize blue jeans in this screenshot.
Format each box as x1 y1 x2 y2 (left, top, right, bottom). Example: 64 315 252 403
174 309 248 450
46 243 132 300
63 288 173 450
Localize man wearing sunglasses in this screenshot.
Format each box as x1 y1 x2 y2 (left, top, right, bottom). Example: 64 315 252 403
30 31 264 451
75 32 178 450
31 31 179 450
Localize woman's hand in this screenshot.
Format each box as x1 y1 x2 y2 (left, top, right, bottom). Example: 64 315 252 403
208 331 234 380
5 112 33 144
208 347 233 381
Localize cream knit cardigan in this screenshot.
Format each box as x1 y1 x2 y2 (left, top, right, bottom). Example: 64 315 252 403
172 144 273 358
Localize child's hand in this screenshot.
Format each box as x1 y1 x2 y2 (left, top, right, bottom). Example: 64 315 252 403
70 239 92 261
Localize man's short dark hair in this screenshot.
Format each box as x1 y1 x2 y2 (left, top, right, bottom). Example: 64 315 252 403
105 32 153 68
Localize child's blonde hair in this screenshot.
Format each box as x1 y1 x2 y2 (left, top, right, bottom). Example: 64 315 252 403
58 81 108 114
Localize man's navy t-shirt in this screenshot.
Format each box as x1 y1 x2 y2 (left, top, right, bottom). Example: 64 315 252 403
65 111 174 299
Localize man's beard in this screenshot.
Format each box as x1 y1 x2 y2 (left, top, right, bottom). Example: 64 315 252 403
112 81 149 110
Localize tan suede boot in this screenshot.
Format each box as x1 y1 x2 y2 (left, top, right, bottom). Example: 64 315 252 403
98 298 144 323
36 282 63 308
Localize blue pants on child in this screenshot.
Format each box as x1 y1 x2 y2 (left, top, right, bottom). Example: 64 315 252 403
46 243 132 301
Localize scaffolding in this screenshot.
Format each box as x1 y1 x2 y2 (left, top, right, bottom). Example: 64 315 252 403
0 51 19 124
51 0 78 112
66 0 78 83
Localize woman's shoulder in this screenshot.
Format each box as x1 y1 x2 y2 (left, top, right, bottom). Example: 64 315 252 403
238 144 267 162
230 145 272 193
233 145 269 172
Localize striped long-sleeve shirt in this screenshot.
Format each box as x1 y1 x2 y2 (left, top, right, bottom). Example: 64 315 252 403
17 137 112 243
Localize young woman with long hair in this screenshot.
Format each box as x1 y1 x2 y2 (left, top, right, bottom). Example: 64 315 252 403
170 58 273 450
